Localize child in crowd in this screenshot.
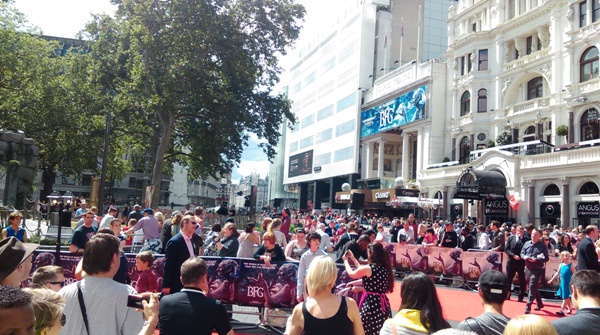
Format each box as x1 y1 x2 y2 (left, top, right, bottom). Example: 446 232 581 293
548 251 575 316
135 251 158 293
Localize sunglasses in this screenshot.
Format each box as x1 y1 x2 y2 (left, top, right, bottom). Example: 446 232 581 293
49 281 65 287
188 221 198 226
61 313 66 327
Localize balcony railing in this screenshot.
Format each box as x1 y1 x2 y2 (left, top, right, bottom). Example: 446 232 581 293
505 97 551 116
503 48 550 72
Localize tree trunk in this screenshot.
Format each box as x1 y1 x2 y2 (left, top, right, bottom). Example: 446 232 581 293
41 165 55 201
150 114 175 208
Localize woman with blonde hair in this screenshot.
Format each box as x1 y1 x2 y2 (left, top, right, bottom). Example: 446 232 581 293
154 212 165 232
261 217 273 238
26 288 65 335
268 218 287 248
288 256 364 335
503 314 558 335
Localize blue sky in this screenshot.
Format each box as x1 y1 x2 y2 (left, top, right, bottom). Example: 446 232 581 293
13 0 272 183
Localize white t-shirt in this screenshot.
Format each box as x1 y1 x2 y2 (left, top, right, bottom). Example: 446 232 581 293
59 276 143 335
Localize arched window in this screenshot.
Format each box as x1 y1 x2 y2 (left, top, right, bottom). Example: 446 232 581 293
580 47 599 82
523 125 536 142
527 77 543 100
580 108 600 141
579 182 600 194
477 89 487 113
460 91 471 116
459 136 471 164
543 184 560 196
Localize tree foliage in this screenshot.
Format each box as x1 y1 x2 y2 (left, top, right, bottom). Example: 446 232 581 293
0 4 136 199
85 0 305 206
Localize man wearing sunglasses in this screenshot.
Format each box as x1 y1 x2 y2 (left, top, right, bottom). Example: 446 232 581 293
32 265 65 292
163 215 201 295
0 237 39 287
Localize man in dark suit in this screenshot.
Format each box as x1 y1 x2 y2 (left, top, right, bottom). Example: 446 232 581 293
577 225 600 271
159 257 233 335
162 215 200 295
505 225 527 301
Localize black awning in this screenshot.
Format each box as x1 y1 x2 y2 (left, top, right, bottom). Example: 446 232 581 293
454 167 507 200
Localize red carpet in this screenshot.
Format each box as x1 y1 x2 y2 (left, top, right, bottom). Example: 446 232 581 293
387 282 563 322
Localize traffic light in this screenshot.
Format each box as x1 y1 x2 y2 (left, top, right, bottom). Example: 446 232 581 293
244 196 250 207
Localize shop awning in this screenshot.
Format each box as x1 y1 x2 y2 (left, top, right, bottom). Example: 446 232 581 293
454 167 507 200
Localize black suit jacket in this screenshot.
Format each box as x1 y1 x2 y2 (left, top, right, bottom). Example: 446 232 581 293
505 235 526 265
163 233 198 294
577 236 600 271
159 288 232 335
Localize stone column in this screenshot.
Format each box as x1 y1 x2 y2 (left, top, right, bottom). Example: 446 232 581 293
568 110 574 144
451 137 457 161
365 141 373 179
378 139 385 178
525 180 535 224
442 186 449 221
402 133 410 180
561 177 570 229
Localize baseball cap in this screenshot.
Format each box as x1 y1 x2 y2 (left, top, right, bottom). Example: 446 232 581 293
478 270 508 298
0 237 40 282
143 208 154 215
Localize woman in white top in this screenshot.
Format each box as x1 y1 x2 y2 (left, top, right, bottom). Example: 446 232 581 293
268 218 287 248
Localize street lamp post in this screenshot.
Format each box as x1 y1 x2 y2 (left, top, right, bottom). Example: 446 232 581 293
48 190 74 262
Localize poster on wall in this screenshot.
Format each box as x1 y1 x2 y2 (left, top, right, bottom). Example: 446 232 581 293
427 247 463 276
461 251 503 282
360 85 426 137
288 150 313 178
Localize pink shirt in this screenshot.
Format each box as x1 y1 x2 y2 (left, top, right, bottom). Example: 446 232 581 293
181 231 195 257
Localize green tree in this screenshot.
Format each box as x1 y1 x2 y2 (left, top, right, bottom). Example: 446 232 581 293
0 4 125 199
85 0 305 207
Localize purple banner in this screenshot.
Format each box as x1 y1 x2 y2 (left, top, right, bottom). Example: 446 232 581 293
461 251 503 282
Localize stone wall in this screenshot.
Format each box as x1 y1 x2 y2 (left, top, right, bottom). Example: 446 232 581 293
0 131 39 209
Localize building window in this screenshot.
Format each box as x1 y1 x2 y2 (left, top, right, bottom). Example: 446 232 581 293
523 125 536 142
314 153 331 166
526 36 533 55
477 89 487 113
478 49 488 70
315 129 333 143
319 81 335 98
82 174 93 186
290 123 299 133
458 136 470 164
595 0 600 23
336 92 357 112
299 136 313 149
527 77 543 100
335 119 355 137
580 47 599 83
292 82 301 93
290 142 298 152
543 184 560 196
580 108 600 141
467 53 472 73
334 146 354 162
304 71 316 86
460 56 466 76
320 57 336 75
460 91 471 116
301 114 315 129
580 181 600 194
580 1 588 27
317 105 334 121
338 42 356 63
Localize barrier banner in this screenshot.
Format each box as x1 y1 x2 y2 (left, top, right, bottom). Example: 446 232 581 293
236 259 298 308
462 251 503 281
544 255 564 284
206 257 241 304
427 247 463 276
396 244 429 272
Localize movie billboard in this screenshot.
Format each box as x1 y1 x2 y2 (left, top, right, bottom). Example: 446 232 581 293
360 85 426 138
462 251 504 282
288 150 313 178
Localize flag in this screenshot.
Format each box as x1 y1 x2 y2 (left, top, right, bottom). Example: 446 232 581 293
401 17 404 37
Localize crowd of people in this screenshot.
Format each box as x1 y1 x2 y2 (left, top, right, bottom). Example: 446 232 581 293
4 204 600 335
